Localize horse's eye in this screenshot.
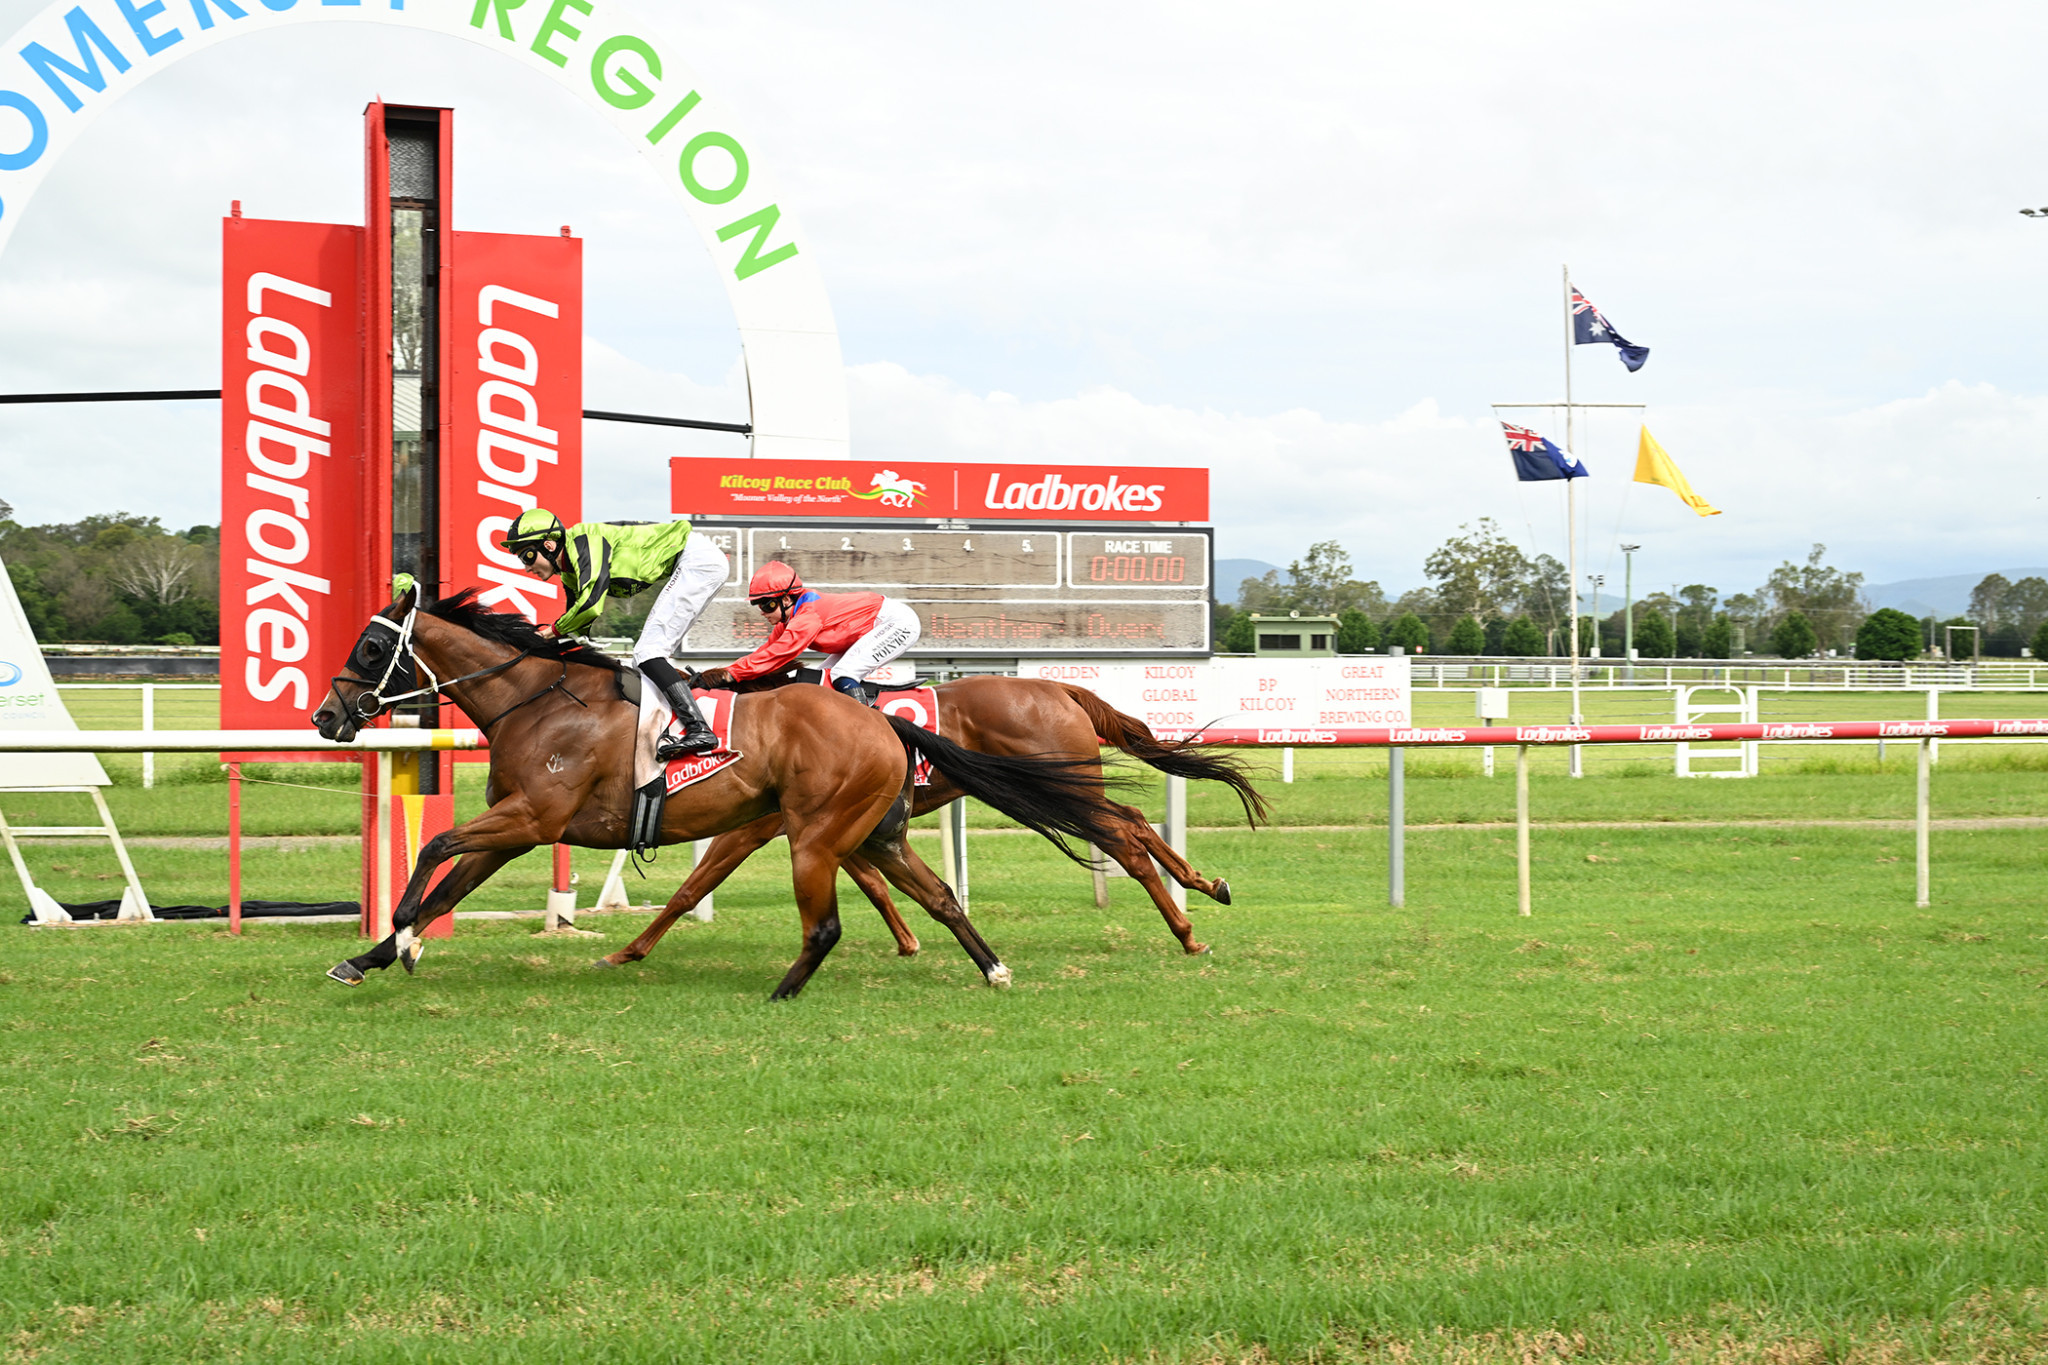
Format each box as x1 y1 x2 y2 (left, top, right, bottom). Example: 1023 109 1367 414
361 640 387 660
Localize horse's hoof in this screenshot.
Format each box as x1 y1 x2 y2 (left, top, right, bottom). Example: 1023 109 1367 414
1210 879 1232 906
984 963 1013 989
898 941 921 957
593 957 619 970
1186 942 1212 956
327 962 365 987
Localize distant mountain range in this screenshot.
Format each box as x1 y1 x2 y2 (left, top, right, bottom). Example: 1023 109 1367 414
1214 559 1282 603
1861 569 2048 621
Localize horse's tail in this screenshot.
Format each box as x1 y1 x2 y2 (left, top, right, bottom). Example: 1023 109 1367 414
882 713 1128 867
1056 683 1270 827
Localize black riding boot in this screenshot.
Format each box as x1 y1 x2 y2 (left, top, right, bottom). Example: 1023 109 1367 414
640 658 719 757
831 675 873 706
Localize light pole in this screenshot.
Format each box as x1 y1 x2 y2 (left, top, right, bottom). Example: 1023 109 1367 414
1621 543 1640 670
1587 574 1605 658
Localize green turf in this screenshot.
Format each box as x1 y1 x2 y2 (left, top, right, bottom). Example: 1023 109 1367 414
4 821 2045 1363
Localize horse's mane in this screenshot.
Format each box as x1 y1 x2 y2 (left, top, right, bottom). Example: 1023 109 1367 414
422 588 623 668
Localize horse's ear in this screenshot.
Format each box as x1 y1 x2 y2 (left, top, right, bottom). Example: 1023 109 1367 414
391 572 419 611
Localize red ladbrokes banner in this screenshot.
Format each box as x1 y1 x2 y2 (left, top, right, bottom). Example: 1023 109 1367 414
446 231 583 623
220 218 368 732
672 458 1208 523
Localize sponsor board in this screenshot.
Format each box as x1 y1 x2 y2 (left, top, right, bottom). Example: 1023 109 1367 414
219 217 368 733
674 458 1208 523
1016 656 1412 734
446 230 583 624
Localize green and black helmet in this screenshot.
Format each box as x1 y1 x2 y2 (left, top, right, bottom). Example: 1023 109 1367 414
500 508 566 566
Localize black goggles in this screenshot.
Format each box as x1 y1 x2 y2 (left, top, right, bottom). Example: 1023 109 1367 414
751 596 787 614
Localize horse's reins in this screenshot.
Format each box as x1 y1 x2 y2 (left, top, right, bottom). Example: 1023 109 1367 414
335 607 587 736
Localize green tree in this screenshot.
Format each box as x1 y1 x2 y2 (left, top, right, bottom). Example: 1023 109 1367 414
1222 612 1255 653
1757 545 1865 652
1702 614 1735 658
1446 615 1485 654
1855 607 1922 661
1771 610 1818 658
2002 576 2048 639
1423 518 1533 622
1385 612 1430 653
2032 619 2048 663
4 560 66 640
1335 607 1378 653
1634 611 1676 658
1482 616 1507 653
1968 573 2012 629
1501 616 1545 656
1239 542 1387 618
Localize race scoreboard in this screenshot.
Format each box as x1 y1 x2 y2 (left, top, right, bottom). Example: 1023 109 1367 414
671 455 1214 659
675 525 1214 659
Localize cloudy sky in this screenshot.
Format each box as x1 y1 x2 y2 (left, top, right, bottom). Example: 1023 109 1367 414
2 0 2045 604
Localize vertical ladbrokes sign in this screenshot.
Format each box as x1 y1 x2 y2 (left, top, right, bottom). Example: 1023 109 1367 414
220 217 368 733
446 230 583 624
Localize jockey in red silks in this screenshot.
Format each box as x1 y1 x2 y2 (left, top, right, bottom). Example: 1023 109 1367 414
695 561 922 705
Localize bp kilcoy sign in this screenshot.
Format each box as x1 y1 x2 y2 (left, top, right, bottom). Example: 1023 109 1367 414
672 458 1210 523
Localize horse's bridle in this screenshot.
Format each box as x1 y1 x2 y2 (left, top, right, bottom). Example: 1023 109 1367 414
330 606 542 732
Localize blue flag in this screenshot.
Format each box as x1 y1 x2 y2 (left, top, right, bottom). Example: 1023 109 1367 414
1502 422 1587 481
1570 284 1649 372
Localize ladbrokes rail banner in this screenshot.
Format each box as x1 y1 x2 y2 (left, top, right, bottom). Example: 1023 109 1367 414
672 458 1209 523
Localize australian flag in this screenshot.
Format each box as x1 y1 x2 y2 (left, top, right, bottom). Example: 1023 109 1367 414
1570 284 1650 372
1501 422 1587 481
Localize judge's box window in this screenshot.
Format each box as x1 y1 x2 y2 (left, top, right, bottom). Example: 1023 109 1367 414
1249 612 1338 658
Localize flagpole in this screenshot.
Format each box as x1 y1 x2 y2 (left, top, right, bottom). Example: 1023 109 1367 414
1563 263 1582 778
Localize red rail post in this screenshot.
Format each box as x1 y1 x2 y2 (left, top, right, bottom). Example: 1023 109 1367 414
227 762 243 936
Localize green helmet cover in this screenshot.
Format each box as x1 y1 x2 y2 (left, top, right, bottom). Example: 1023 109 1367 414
502 508 565 551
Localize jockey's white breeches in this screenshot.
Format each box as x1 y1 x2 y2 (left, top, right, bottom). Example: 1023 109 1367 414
823 598 922 682
632 536 730 666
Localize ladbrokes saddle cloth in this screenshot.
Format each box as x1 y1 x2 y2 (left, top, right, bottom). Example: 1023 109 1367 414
874 685 940 787
625 681 745 856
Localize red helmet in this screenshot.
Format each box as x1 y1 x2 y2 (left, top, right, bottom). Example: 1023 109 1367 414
748 561 804 603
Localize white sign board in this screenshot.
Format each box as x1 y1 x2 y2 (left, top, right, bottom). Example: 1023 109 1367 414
0 558 110 788
1019 656 1411 742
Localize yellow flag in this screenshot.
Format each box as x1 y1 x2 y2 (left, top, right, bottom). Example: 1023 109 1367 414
1633 426 1720 516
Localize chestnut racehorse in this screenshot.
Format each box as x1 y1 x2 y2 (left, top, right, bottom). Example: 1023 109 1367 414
310 588 1130 998
599 674 1269 968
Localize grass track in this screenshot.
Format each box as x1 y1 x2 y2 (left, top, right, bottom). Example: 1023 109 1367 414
4 817 2046 1362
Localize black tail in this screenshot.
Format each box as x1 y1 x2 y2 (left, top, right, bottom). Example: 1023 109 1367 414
883 713 1129 866
1057 683 1270 826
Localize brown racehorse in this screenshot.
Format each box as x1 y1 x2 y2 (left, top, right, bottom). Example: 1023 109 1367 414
310 587 1131 997
600 674 1269 968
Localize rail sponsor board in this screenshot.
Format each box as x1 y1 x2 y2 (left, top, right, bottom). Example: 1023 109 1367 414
673 458 1208 523
445 230 583 624
1015 657 1413 734
1066 718 2048 746
220 216 368 731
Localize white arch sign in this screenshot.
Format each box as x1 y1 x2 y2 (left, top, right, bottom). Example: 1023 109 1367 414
0 0 847 458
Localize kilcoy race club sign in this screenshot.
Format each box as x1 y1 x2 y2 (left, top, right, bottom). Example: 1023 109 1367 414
672 458 1209 523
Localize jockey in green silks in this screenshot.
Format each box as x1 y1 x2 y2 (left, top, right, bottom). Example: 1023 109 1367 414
499 508 724 758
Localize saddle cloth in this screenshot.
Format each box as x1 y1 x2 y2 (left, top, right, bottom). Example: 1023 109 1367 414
874 685 940 786
635 683 745 795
